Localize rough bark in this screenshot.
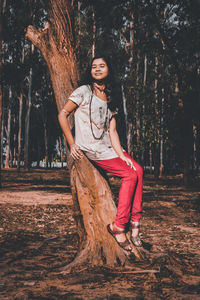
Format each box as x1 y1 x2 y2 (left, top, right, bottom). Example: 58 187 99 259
26 0 142 270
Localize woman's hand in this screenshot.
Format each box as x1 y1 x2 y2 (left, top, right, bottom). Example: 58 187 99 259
70 144 83 160
120 155 136 171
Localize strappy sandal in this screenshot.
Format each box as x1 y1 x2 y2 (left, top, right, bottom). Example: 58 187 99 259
130 221 142 247
107 222 132 251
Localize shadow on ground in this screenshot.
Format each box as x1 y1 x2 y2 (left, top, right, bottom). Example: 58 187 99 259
0 169 200 299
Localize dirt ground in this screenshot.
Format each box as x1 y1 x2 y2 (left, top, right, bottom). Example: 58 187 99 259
0 168 199 300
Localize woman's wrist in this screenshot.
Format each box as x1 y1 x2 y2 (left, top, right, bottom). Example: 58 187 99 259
119 153 126 159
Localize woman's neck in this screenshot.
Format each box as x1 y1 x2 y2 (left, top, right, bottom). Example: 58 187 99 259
92 81 107 101
93 82 106 93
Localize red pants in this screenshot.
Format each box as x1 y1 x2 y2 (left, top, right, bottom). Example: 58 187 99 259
93 152 143 229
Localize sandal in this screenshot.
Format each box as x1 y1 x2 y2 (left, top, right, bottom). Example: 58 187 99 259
130 221 142 247
107 222 132 251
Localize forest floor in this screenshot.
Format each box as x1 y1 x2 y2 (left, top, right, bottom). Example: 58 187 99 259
0 168 200 300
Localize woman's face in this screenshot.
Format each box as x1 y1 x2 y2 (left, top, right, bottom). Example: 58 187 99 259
91 58 109 81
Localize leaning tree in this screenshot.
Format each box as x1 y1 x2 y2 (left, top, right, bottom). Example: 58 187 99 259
26 0 141 272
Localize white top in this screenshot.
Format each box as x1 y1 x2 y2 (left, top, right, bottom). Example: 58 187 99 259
68 85 118 160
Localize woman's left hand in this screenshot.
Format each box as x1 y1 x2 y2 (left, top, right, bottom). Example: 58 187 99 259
120 155 136 171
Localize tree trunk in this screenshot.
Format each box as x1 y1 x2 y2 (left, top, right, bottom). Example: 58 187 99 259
196 120 200 171
0 0 6 186
5 87 12 169
17 48 24 171
24 45 34 170
91 5 96 58
0 103 4 168
59 136 64 168
149 145 153 175
17 93 23 171
154 56 160 179
43 120 49 168
26 0 141 271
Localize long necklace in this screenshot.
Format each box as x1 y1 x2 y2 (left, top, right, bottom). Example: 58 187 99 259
89 90 108 140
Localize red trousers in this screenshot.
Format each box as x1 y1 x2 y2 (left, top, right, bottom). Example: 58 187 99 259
93 152 143 229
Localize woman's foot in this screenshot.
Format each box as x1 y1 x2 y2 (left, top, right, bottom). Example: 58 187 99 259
130 221 142 247
107 222 132 251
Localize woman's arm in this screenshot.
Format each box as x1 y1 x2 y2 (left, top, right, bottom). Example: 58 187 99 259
58 100 83 160
109 117 136 170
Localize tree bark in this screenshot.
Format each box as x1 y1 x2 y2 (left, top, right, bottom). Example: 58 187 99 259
24 45 34 170
26 0 141 271
17 48 24 171
0 103 4 168
0 0 6 186
17 93 23 171
5 87 12 169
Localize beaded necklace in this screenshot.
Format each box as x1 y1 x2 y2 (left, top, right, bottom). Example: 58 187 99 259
89 85 108 140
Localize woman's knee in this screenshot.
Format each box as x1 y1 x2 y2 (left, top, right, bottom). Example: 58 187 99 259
124 169 138 182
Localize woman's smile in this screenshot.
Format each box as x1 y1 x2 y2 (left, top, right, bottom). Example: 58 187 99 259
91 58 109 81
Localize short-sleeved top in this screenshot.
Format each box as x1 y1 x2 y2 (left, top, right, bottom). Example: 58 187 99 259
68 85 118 160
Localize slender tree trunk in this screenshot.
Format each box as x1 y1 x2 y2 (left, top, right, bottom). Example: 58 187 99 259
154 56 160 179
5 87 12 169
127 122 133 156
183 116 192 186
59 136 64 168
0 0 6 186
26 0 141 271
17 48 24 171
24 45 34 170
143 54 147 86
91 6 96 58
44 121 48 167
17 93 23 170
149 145 153 175
37 141 40 167
196 120 200 171
159 88 164 176
0 104 4 168
122 85 128 148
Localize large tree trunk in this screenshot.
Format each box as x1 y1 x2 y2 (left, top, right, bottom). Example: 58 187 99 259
26 0 141 271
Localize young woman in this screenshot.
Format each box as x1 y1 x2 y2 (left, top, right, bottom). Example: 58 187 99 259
58 56 143 251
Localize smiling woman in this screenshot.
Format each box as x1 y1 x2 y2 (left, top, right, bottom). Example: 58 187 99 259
58 55 144 251
91 58 109 83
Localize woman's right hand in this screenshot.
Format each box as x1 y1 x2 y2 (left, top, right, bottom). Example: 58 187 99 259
70 144 83 160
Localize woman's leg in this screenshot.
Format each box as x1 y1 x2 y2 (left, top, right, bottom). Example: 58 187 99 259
93 152 143 228
123 153 143 223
